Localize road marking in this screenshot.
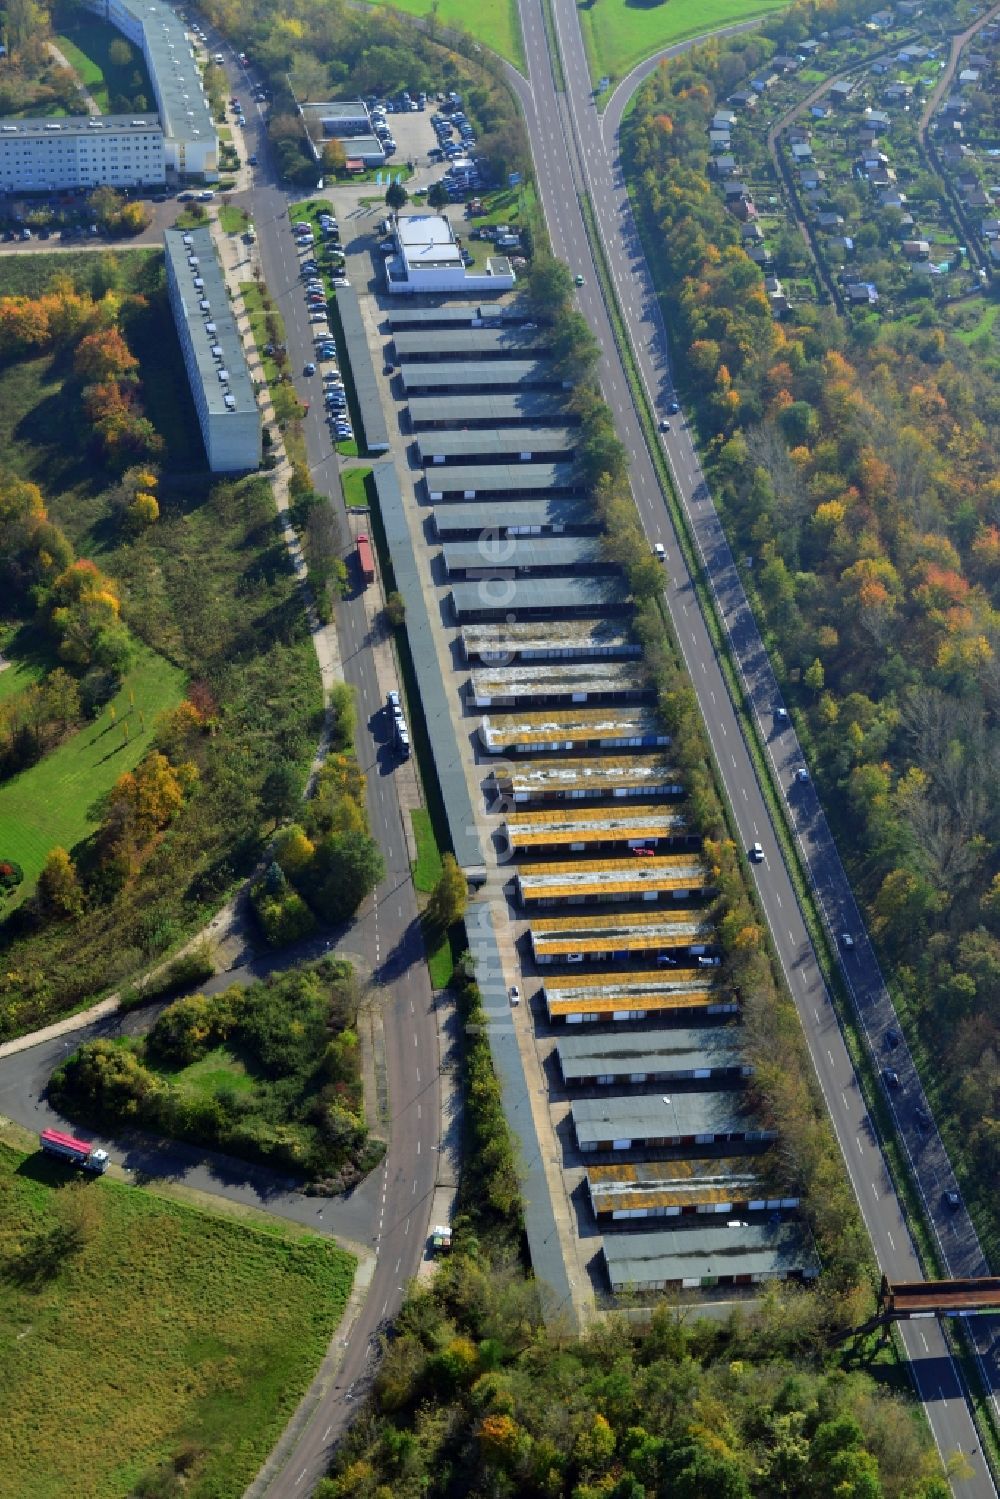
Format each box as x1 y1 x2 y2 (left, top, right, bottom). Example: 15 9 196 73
323 1425 332 1441
415 1068 420 1084
921 1332 929 1352
872 1182 879 1201
775 892 782 907
417 1139 421 1154
404 1217 410 1235
417 1102 421 1118
827 1049 835 1065
887 1231 895 1252
395 1257 401 1273
295 1469 308 1487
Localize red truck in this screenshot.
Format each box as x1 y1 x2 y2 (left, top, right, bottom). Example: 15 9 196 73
40 1127 109 1174
357 532 375 586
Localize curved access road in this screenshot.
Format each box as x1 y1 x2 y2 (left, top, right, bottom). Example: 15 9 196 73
506 0 998 1489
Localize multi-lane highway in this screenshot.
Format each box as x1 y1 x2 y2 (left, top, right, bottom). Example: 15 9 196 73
504 0 998 1489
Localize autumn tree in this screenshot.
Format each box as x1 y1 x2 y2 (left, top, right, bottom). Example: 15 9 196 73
74 326 139 383
37 846 84 920
426 853 467 930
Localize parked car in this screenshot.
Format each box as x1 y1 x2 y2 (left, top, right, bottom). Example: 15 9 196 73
884 1027 900 1049
248 153 258 166
882 1068 901 1089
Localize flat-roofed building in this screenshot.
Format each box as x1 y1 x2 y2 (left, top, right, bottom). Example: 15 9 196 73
515 854 710 907
434 498 597 542
394 327 548 360
464 621 639 666
453 576 632 622
299 101 385 165
409 392 574 429
401 361 562 394
602 1223 818 1294
572 1093 774 1153
419 428 576 465
530 909 713 964
430 466 581 504
164 227 260 472
386 212 515 296
470 663 649 709
502 805 686 855
86 0 218 176
0 114 164 193
543 972 737 1023
587 1160 798 1223
557 1029 749 1087
479 706 668 755
485 755 682 805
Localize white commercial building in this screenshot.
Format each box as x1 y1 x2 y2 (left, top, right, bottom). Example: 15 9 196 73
82 0 218 177
0 115 163 193
164 228 260 472
385 213 516 296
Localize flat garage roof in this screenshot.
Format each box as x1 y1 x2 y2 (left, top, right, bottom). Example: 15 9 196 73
452 576 632 620
571 1092 766 1148
435 498 595 537
428 465 580 498
336 287 389 452
401 361 561 391
557 1028 747 1082
372 462 482 875
394 327 547 358
409 393 572 426
603 1223 819 1292
418 428 576 461
444 536 604 576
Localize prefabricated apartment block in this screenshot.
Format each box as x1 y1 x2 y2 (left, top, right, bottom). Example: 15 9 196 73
0 115 164 193
164 228 260 472
84 0 217 176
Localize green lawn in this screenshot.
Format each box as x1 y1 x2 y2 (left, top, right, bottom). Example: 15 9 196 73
240 281 285 387
361 0 525 68
411 807 443 893
0 643 185 898
342 466 373 509
0 1139 355 1499
53 2 154 114
0 627 48 707
579 0 792 88
218 203 248 235
169 1044 257 1100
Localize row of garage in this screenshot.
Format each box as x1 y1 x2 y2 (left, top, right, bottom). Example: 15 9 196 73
385 298 818 1297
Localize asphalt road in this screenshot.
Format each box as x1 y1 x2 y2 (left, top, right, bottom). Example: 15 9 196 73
507 0 998 1488
204 44 445 1493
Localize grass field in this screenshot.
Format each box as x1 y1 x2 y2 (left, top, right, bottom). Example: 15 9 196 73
240 280 285 388
411 807 443 893
360 0 524 68
53 1 154 114
0 643 186 898
218 203 248 235
342 466 373 509
0 1140 355 1499
579 0 791 89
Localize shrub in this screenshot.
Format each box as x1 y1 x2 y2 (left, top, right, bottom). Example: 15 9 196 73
251 882 316 946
